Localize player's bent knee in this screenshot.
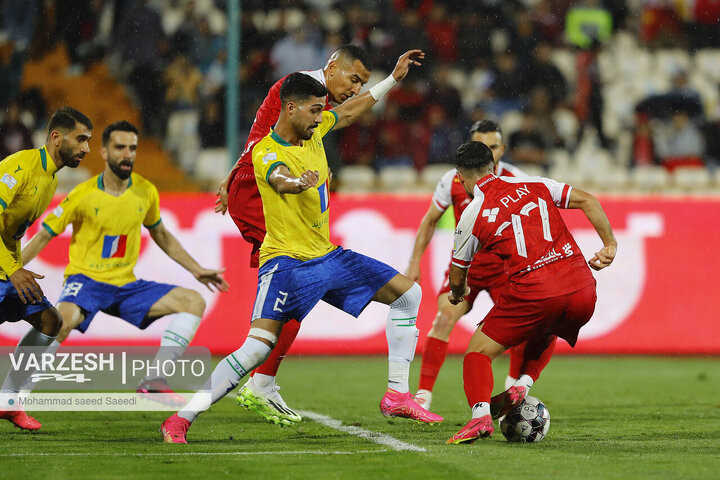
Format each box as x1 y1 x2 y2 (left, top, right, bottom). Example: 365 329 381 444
41 308 63 336
248 327 278 348
185 289 206 314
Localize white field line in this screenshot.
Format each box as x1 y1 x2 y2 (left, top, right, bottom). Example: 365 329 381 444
298 410 426 452
0 450 386 457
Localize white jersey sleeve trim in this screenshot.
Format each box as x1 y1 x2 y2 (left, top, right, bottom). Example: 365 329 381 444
498 175 572 208
431 169 456 212
451 190 485 268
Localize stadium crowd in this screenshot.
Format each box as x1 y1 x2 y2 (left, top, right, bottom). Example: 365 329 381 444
1 0 720 189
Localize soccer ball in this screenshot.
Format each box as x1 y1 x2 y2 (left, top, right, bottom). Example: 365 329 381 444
500 396 550 443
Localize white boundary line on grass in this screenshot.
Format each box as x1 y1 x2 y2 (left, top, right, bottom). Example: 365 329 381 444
298 410 426 452
0 450 386 457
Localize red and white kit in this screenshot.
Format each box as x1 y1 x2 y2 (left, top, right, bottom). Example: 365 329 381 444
452 175 597 347
433 163 524 303
226 69 332 266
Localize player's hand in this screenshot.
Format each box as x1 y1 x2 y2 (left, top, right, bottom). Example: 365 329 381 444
9 268 45 304
214 177 229 214
447 285 471 305
296 170 319 192
391 49 425 82
588 244 616 271
193 268 230 292
404 262 421 283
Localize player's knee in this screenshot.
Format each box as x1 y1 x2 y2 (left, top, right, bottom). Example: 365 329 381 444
247 327 277 349
433 308 458 336
390 282 422 309
40 308 63 337
175 289 205 316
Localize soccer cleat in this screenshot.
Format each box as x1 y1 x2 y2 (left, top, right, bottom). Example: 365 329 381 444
137 378 187 407
490 385 528 420
236 382 301 427
379 388 443 424
446 415 494 444
414 389 433 411
160 413 190 443
0 408 42 430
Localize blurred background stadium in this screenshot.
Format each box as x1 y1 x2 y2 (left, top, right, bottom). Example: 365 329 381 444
1 0 720 194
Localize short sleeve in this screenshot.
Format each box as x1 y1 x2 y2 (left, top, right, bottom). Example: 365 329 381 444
539 177 572 208
315 110 338 138
0 159 29 215
143 183 162 229
253 142 286 185
451 195 485 269
431 169 456 212
42 191 80 236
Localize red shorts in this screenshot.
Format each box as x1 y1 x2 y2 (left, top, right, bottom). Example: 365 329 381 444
481 282 597 348
227 162 266 268
438 262 508 305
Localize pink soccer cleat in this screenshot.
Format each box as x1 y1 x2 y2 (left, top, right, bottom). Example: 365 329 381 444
490 385 528 420
137 378 187 407
160 413 190 443
379 388 443 424
446 415 494 444
0 408 41 430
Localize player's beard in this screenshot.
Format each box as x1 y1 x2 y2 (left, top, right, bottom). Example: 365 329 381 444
58 142 83 168
109 160 133 180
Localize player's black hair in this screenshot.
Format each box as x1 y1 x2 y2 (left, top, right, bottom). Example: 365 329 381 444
280 72 328 104
333 44 372 71
102 121 139 146
455 141 495 174
47 107 93 134
470 119 502 136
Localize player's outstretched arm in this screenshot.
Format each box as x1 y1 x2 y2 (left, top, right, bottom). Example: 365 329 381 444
268 164 319 194
22 228 54 265
332 49 424 130
405 204 445 282
149 223 229 292
567 188 617 271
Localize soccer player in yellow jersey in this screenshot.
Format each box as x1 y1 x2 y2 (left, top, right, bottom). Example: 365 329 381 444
162 51 444 443
0 107 92 430
19 121 228 407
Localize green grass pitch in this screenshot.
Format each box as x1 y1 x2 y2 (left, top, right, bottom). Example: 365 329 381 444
1 355 718 480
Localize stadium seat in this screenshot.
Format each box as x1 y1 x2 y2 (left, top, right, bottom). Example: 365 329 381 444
595 166 630 192
513 164 545 178
694 49 720 82
195 148 230 184
338 165 376 192
377 165 419 192
550 49 576 85
672 166 712 192
654 49 691 78
165 110 199 154
553 108 579 146
548 149 571 171
629 165 670 192
548 164 585 188
500 110 523 137
420 163 454 189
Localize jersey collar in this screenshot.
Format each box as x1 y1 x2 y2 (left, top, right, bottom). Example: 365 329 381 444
97 172 133 191
269 128 292 147
40 146 59 176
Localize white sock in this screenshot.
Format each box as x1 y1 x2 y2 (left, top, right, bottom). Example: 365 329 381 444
1 328 57 394
513 374 534 393
178 337 271 422
385 283 421 393
505 375 517 390
251 373 276 389
21 340 62 392
146 313 201 381
471 402 490 419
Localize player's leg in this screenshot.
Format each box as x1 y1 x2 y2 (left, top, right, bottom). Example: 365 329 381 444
447 327 506 444
0 306 62 430
55 301 87 342
162 317 282 443
503 335 557 400
416 294 470 410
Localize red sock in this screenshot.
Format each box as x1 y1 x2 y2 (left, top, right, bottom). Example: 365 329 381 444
251 320 301 377
418 337 448 391
463 352 493 408
521 336 557 382
508 342 526 380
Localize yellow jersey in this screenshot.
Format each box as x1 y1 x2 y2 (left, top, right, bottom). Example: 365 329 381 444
0 146 59 279
253 110 338 266
42 172 162 286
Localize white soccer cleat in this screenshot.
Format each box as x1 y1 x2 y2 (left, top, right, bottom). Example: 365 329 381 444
414 389 433 411
236 381 301 426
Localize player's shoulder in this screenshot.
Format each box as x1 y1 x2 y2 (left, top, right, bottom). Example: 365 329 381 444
251 134 279 159
128 173 159 194
1 148 40 172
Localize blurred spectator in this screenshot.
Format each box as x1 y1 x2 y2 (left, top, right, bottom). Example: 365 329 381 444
427 65 463 120
508 113 550 169
485 51 526 117
532 0 565 45
165 53 203 111
509 9 539 62
565 0 613 49
192 18 225 74
527 87 564 149
390 10 429 63
0 37 25 108
636 72 703 121
425 3 458 63
198 99 225 149
527 42 567 108
386 77 426 121
339 111 378 167
574 41 611 151
423 105 464 168
630 112 656 168
0 100 33 159
687 0 720 49
457 14 493 65
654 110 706 171
639 2 685 48
55 0 100 72
270 28 323 78
2 0 40 50
200 49 227 100
375 103 413 169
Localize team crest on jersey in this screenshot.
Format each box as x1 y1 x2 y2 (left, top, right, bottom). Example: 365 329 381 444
1 173 18 190
262 152 278 164
52 205 64 217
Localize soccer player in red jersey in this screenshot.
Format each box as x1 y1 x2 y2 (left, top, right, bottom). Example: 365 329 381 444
405 120 527 411
213 45 373 425
444 142 616 444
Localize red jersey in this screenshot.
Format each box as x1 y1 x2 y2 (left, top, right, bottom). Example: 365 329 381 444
432 162 525 281
452 174 595 300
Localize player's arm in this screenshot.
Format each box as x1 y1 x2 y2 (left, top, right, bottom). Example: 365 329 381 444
21 228 54 265
447 265 471 305
405 203 445 282
567 188 617 271
447 205 481 305
332 49 424 130
148 222 229 292
268 165 319 194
